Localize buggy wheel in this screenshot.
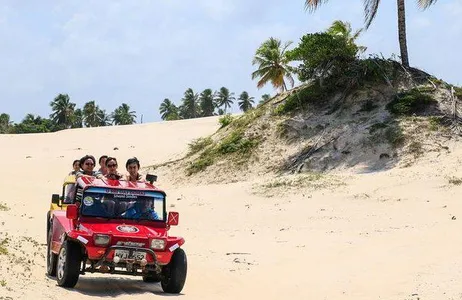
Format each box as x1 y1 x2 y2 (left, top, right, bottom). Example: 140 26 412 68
46 230 57 276
56 240 81 287
142 272 161 283
46 211 51 240
161 248 187 294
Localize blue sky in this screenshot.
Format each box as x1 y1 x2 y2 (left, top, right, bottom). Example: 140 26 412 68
0 0 460 123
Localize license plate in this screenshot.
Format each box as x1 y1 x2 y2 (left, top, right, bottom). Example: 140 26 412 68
114 249 146 261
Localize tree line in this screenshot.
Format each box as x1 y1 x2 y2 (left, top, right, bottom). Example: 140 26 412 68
158 87 271 121
0 94 137 134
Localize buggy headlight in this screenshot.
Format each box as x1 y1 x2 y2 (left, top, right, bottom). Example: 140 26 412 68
151 239 166 250
94 234 111 246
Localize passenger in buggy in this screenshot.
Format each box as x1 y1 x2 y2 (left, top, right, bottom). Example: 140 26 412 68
104 157 123 180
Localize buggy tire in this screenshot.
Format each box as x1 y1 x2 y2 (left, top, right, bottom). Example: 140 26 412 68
161 248 187 294
56 240 81 287
46 229 57 276
142 272 161 283
46 211 51 240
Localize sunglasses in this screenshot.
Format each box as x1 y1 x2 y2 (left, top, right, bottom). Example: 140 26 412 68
108 164 117 168
85 162 94 166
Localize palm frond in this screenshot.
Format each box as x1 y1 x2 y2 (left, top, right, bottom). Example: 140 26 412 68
304 0 329 12
417 0 438 9
364 0 381 29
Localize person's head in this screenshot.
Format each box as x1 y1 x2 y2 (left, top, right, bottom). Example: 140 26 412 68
79 155 96 174
72 160 80 172
99 155 108 168
126 157 140 177
136 199 152 212
105 157 118 174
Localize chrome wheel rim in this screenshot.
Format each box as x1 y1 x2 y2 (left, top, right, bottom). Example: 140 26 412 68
57 246 66 280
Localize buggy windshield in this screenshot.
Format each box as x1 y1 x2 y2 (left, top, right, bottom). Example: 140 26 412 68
80 187 165 221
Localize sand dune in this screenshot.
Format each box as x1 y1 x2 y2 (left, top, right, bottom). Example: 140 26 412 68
1 116 462 299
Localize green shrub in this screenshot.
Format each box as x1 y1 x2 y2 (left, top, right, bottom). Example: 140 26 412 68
217 131 259 155
449 176 462 185
0 238 9 255
0 202 9 211
428 116 444 131
454 86 462 99
369 122 388 134
288 32 358 82
358 100 378 112
186 155 214 175
386 89 437 115
384 126 405 147
187 137 213 155
275 84 325 115
232 108 264 128
218 114 234 128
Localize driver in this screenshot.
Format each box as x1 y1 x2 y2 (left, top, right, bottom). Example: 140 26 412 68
121 199 159 220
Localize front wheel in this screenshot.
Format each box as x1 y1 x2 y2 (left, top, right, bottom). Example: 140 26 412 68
56 240 81 287
161 248 187 294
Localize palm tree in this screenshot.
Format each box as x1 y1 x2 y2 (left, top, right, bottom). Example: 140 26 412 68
111 103 137 125
199 89 215 117
326 20 367 54
251 37 295 92
0 113 12 133
98 110 112 126
72 108 83 128
159 98 179 120
215 87 235 113
83 101 104 127
304 0 438 68
181 88 199 119
50 94 75 129
238 91 255 112
259 94 271 106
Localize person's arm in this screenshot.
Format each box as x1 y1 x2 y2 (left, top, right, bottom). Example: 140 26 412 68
94 171 103 179
151 210 160 220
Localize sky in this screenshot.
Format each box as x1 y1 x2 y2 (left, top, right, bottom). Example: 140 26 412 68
0 0 460 123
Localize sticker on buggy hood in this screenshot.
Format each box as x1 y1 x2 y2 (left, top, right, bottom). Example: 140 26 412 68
116 225 139 233
83 196 94 206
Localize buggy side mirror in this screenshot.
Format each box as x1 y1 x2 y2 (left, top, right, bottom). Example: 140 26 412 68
146 174 157 184
167 211 179 226
66 204 79 220
51 194 60 205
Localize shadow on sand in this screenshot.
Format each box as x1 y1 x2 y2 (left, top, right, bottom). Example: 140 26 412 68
46 274 184 297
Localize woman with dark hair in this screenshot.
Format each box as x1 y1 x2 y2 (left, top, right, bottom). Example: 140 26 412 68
125 157 144 182
69 159 80 175
104 157 123 180
76 155 103 178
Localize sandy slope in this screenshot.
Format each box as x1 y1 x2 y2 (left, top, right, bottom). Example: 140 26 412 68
1 116 462 300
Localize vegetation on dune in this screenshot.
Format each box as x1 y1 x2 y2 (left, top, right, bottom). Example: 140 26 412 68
386 89 437 116
186 124 262 176
181 16 458 176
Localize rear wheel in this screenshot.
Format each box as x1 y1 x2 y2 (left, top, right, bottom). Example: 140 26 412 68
56 240 81 287
46 211 51 240
46 229 57 276
161 248 187 294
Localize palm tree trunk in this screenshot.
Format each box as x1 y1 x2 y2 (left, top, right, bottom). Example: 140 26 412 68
397 0 410 68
